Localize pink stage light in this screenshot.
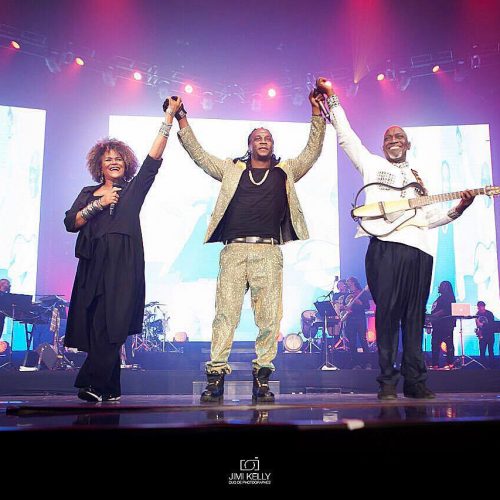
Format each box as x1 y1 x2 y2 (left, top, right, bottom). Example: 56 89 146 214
432 65 440 73
133 71 142 81
377 73 385 81
10 41 21 50
267 87 277 98
75 57 85 66
184 84 194 94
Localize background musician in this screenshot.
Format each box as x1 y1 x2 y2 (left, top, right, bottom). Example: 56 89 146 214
344 276 369 367
476 301 495 368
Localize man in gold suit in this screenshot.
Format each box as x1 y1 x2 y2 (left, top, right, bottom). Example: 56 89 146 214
176 90 325 402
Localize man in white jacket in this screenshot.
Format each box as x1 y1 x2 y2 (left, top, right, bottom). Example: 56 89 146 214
316 78 474 399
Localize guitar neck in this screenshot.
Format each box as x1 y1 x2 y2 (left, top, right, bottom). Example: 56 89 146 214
409 187 486 208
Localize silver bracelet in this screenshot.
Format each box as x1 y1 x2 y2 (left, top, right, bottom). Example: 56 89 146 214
159 121 173 138
447 208 462 220
327 94 340 109
81 199 104 221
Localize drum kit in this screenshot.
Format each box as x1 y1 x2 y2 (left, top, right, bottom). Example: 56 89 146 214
132 301 181 353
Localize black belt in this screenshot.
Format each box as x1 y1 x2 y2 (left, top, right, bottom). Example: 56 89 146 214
224 237 279 245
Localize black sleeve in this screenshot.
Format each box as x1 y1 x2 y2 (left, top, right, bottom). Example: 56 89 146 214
361 294 370 310
132 155 163 205
64 188 88 233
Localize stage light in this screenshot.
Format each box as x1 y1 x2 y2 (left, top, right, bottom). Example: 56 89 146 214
75 57 85 66
184 84 194 94
267 87 277 98
10 41 20 50
133 71 142 81
432 65 440 73
377 73 385 81
173 332 188 342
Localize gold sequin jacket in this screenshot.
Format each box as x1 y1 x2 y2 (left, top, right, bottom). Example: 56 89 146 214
177 116 325 244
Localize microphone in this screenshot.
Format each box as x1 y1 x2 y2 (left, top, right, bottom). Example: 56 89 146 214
313 88 332 123
110 181 122 216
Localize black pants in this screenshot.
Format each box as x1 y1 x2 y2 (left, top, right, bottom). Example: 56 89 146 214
479 335 495 366
365 238 433 388
74 296 123 396
431 326 454 366
344 316 368 365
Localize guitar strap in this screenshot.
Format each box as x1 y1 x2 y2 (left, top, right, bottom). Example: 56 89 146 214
410 169 429 196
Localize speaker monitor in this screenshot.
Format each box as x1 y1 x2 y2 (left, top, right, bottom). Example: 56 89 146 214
35 343 58 370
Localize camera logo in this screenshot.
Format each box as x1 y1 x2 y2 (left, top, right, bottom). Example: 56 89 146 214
240 457 260 471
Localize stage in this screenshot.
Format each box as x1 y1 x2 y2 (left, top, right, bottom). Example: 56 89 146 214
1 391 500 489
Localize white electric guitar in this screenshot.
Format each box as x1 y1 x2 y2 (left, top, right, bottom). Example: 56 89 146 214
351 184 500 237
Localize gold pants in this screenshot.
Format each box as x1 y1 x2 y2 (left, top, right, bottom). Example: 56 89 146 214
206 243 283 374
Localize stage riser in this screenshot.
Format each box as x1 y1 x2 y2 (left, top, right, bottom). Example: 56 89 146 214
1 369 499 396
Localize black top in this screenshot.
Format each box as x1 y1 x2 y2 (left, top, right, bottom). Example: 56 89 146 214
345 290 369 321
220 166 287 242
477 310 495 338
431 295 456 330
63 155 162 351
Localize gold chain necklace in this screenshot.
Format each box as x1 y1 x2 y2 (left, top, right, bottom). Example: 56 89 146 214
248 169 270 186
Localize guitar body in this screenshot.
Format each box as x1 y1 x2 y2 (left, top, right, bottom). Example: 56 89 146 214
351 183 499 238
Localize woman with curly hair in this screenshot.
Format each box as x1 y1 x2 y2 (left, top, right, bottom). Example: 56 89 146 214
64 97 184 402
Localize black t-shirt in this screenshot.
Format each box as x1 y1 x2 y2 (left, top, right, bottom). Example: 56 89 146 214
477 310 495 338
345 290 369 321
221 166 287 242
431 295 456 330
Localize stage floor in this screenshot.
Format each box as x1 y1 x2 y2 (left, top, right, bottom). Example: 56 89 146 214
2 392 500 429
2 392 500 488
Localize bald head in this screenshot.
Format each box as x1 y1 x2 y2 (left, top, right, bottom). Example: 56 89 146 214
382 125 411 163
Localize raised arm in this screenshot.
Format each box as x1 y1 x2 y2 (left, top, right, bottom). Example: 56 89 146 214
176 112 225 182
316 77 374 176
287 90 326 182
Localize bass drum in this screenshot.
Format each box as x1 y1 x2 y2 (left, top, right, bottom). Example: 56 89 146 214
283 333 303 353
301 310 317 338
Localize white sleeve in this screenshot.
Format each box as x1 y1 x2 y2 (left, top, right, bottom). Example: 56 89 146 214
424 205 460 229
328 104 375 176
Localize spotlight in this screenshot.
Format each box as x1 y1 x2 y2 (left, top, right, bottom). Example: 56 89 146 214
184 84 194 94
267 87 277 98
432 65 440 73
471 54 481 70
75 57 85 66
10 40 20 50
377 73 385 81
202 91 214 111
133 71 142 81
173 332 188 342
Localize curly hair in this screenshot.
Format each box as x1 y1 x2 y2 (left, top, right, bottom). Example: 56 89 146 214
86 138 139 183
